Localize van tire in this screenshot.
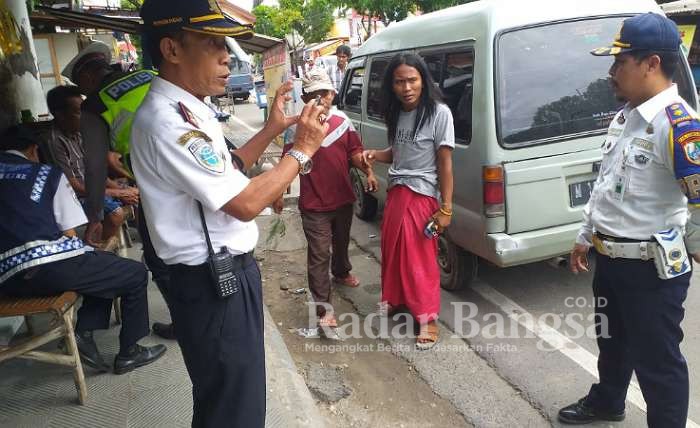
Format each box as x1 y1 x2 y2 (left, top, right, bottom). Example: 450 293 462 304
350 168 378 220
439 235 478 291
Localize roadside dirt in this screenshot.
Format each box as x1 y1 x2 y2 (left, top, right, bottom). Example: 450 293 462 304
260 249 471 428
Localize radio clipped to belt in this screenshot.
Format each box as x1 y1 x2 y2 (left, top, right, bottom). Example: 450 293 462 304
197 202 240 299
651 227 691 280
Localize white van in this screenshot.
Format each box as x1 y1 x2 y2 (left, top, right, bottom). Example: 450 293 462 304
338 0 697 289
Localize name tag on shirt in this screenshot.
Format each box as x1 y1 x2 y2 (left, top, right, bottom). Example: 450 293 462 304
608 128 622 137
631 138 653 151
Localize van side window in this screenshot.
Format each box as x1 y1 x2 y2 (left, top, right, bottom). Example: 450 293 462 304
420 49 474 145
343 67 365 113
367 58 390 121
422 53 443 84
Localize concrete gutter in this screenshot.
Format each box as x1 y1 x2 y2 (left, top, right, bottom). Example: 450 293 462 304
264 307 326 428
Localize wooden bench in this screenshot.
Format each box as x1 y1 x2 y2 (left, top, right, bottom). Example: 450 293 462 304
0 292 87 404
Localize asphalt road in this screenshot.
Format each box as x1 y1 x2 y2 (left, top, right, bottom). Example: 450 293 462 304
350 212 700 427
233 100 700 426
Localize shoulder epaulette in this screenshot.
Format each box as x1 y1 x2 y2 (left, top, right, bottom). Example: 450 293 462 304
666 103 695 127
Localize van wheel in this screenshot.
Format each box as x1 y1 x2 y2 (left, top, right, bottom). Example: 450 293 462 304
350 168 377 220
438 235 478 291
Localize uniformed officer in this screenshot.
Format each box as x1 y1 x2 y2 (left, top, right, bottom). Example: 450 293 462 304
64 41 175 339
132 1 328 426
0 126 166 374
560 13 700 427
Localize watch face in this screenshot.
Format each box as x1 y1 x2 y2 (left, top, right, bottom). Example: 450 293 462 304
301 157 313 174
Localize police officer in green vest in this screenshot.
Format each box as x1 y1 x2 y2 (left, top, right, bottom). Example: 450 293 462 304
63 41 175 340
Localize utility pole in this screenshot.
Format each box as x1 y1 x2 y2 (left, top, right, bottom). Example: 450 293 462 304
0 0 48 131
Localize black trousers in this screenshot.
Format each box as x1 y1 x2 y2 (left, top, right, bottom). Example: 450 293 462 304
165 256 265 428
585 251 690 428
136 203 171 308
2 251 150 351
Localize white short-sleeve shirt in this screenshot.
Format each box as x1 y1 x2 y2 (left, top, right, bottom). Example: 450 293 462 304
130 77 258 266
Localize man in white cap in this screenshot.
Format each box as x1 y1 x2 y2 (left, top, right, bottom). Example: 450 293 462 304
275 68 377 330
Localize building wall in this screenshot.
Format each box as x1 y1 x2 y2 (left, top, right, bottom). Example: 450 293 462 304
53 33 80 75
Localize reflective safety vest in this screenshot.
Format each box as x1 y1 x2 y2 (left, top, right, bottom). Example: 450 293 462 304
98 69 157 156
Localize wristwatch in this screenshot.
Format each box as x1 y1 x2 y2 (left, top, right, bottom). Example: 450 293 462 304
285 149 313 175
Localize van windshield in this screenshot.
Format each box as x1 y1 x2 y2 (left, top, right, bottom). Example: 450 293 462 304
496 17 696 147
229 58 251 76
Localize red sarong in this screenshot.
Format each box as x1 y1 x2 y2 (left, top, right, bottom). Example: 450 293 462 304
380 185 440 324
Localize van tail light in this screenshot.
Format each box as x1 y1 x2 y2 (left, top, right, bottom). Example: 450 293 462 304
483 165 505 218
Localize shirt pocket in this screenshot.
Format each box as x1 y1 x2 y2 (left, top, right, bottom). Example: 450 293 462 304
625 145 659 192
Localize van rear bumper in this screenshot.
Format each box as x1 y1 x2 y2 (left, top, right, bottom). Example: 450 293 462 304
485 223 581 267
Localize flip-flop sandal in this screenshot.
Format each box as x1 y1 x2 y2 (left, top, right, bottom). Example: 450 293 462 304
333 274 360 288
318 315 341 340
318 314 338 328
377 302 401 317
416 321 439 350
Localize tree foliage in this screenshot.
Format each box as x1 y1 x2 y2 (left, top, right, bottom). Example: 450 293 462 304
120 0 143 11
415 0 476 14
253 0 335 46
332 0 477 40
333 0 414 36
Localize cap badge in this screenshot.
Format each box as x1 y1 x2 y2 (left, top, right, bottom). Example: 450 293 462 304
614 24 624 42
208 0 222 14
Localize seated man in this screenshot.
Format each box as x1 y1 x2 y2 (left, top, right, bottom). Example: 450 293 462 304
46 85 139 249
0 126 165 374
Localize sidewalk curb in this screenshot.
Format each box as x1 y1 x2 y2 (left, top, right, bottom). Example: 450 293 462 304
264 306 326 428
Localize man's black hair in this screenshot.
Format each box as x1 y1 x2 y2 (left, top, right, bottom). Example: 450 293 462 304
629 50 680 79
336 44 351 57
145 29 187 69
1 125 39 152
46 85 82 116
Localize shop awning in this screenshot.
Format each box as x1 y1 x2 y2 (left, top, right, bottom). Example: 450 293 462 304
34 5 254 38
305 39 343 57
237 33 283 54
661 0 700 16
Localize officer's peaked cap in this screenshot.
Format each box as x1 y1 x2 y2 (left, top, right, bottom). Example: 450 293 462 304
591 13 681 56
140 0 249 37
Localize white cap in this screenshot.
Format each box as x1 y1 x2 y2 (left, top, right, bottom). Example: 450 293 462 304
61 41 112 82
302 68 335 94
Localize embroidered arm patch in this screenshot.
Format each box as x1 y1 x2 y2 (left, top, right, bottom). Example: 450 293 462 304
178 130 225 174
668 104 700 204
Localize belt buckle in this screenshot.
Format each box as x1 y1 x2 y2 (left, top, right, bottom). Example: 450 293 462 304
592 235 608 256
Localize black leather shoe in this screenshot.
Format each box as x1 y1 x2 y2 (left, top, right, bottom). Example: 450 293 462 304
75 331 110 372
558 397 625 424
114 344 166 375
152 322 176 340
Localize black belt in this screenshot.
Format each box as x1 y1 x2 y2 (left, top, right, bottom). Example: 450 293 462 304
595 232 651 244
169 252 255 273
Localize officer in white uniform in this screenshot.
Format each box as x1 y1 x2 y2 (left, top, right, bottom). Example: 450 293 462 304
560 13 700 427
132 1 327 427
